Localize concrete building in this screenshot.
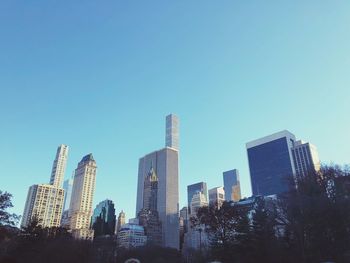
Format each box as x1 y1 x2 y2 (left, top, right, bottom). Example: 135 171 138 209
21 145 67 228
117 223 147 249
208 186 225 208
136 115 179 249
49 144 69 188
21 184 65 228
91 199 116 238
187 182 208 214
69 154 97 240
166 114 179 150
247 130 297 196
223 169 241 202
292 140 321 177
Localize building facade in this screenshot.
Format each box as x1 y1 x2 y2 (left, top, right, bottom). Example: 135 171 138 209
69 154 97 239
187 182 208 214
117 223 147 249
208 186 225 208
49 144 69 188
116 210 126 235
166 114 179 150
223 169 241 202
21 145 67 228
136 115 179 249
91 199 116 238
21 184 65 228
247 130 297 196
62 175 73 212
292 140 321 177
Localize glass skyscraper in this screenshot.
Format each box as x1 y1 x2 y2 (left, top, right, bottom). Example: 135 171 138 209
91 199 116 238
246 130 296 196
223 169 241 202
187 182 208 214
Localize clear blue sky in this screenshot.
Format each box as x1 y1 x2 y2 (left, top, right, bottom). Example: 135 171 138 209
1 1 350 222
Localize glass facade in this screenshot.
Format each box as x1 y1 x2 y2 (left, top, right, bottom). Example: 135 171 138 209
187 182 208 214
247 137 295 196
91 199 116 237
223 169 241 202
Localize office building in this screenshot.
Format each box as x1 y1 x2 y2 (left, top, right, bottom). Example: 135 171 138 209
62 175 73 211
21 184 64 228
69 154 97 240
208 186 225 208
292 140 321 177
166 114 179 150
21 145 67 228
136 115 179 249
91 199 116 238
116 210 126 235
190 191 208 216
49 145 69 188
187 182 208 214
223 169 241 202
246 130 296 196
117 223 147 249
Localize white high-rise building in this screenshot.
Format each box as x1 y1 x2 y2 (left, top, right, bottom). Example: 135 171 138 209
21 184 65 228
50 144 69 188
69 154 97 240
208 187 225 208
292 140 321 177
166 114 179 150
21 145 68 228
190 191 208 216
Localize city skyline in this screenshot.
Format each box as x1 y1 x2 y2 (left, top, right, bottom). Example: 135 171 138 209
2 1 350 225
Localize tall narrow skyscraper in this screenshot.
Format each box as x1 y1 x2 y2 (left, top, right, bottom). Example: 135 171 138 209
136 114 179 249
69 154 97 239
62 174 73 211
49 144 69 188
223 169 241 202
247 130 296 196
22 145 67 228
166 114 179 150
292 140 321 177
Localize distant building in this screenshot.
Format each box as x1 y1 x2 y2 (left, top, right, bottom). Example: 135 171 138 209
116 210 126 235
138 166 162 246
22 184 64 228
247 130 297 196
21 145 67 228
223 169 241 202
187 182 208 214
91 199 116 238
190 191 208 216
208 187 225 208
117 223 147 249
62 175 73 212
292 140 321 177
69 154 97 240
166 114 179 150
49 145 69 188
136 115 179 249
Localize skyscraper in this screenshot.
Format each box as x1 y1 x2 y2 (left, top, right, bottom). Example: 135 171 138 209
246 130 296 196
190 191 208 216
69 154 97 240
116 210 126 235
21 145 67 228
136 115 179 249
49 144 69 188
208 187 225 208
166 114 179 150
223 169 241 202
62 174 73 212
91 199 116 238
292 140 321 177
187 182 208 214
